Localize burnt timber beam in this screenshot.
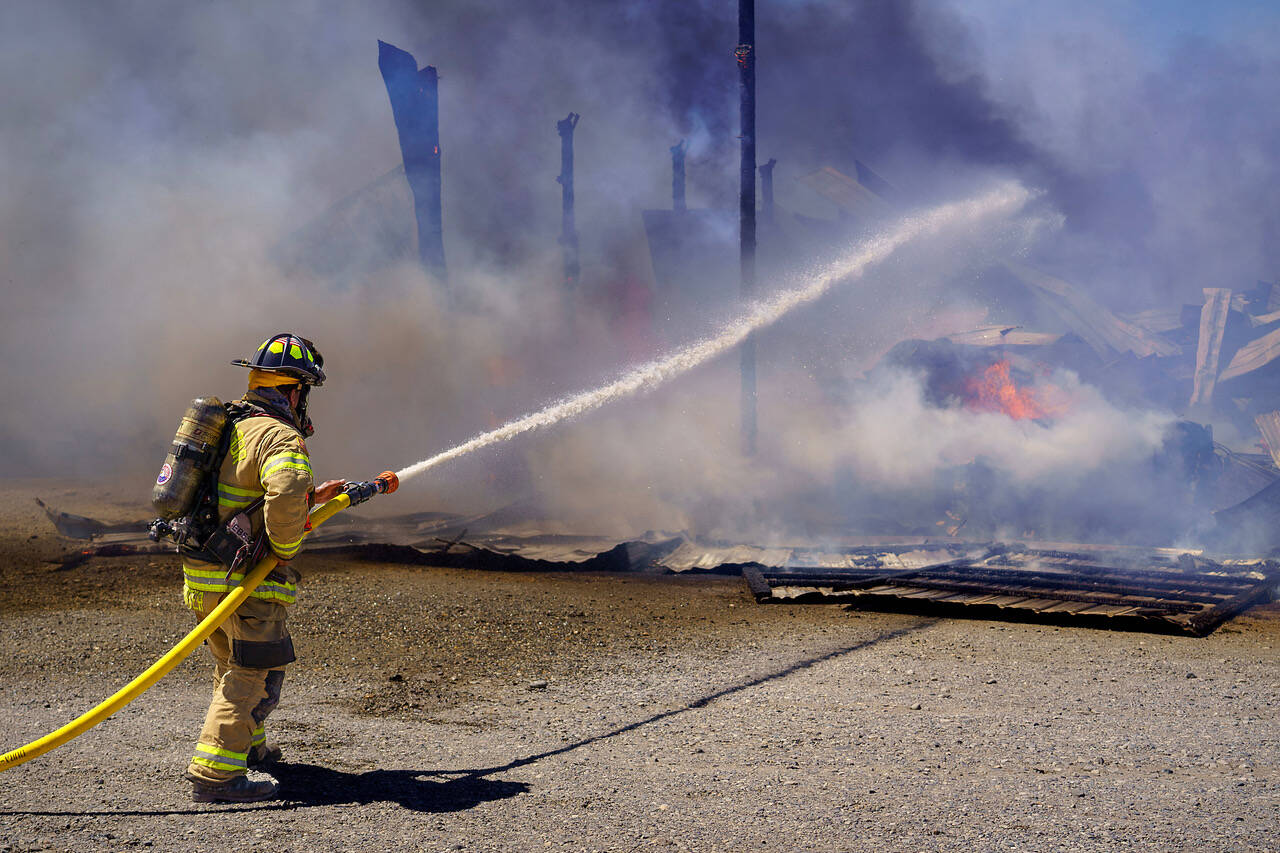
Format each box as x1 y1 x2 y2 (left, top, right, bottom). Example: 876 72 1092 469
1185 578 1279 634
762 566 1259 606
378 40 447 287
557 112 581 293
760 157 776 226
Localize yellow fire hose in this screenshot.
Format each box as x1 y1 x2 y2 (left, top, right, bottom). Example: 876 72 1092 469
0 484 379 772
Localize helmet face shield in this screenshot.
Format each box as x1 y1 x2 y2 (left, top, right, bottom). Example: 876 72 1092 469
232 332 326 386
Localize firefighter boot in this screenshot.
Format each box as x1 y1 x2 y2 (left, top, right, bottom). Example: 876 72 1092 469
188 771 280 804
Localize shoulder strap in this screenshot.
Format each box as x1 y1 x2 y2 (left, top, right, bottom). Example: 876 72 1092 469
172 401 257 557
227 398 300 432
224 399 262 423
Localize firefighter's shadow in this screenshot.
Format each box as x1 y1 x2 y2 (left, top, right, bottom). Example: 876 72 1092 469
273 763 527 812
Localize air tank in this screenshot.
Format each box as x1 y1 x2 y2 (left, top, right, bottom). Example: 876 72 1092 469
152 397 228 520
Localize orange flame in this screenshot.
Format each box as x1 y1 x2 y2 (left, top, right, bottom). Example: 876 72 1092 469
964 360 1061 420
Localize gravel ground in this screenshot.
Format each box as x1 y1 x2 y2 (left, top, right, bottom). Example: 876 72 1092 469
1 480 1278 852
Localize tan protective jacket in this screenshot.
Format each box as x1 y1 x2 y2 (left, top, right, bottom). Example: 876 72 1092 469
182 409 314 609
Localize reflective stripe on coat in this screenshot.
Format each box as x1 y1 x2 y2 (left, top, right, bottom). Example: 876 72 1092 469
182 411 312 607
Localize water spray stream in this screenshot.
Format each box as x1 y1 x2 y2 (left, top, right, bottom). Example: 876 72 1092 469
396 182 1031 484
0 183 1027 770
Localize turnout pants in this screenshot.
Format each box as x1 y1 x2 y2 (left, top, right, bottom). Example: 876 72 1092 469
185 594 296 782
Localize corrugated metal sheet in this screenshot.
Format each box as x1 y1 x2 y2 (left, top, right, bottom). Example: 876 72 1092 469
797 166 891 216
1221 325 1280 383
1002 260 1182 358
37 497 1277 634
944 326 1063 347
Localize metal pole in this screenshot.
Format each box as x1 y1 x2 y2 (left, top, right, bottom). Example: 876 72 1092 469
737 0 757 455
557 112 581 293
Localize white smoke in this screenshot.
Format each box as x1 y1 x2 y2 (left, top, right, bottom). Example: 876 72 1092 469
394 182 1032 482
812 367 1174 490
1 1 1272 552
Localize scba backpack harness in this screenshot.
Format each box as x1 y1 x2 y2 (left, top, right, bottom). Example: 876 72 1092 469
149 397 283 574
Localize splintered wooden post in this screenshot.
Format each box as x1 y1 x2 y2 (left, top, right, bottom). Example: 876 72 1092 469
671 139 687 212
760 158 777 226
557 112 581 293
737 0 758 455
377 40 447 288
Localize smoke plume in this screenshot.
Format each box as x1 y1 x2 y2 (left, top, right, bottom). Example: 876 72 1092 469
1 1 1275 546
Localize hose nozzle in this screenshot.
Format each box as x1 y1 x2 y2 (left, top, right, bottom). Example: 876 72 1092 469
375 471 399 495
342 471 400 507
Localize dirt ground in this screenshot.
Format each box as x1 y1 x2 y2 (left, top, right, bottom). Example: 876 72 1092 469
1 479 1278 852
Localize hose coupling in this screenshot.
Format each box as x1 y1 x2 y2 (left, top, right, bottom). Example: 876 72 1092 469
342 471 400 507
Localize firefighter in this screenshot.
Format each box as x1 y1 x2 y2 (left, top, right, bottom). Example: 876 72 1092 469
182 333 345 804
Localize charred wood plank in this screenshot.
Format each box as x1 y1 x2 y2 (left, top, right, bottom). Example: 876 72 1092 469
1185 576 1279 634
761 561 1268 601
759 569 1233 614
557 112 581 292
980 556 1265 594
760 157 776 226
916 566 1259 602
742 566 771 601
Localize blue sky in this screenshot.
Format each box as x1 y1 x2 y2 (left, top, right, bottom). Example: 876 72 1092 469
955 0 1279 63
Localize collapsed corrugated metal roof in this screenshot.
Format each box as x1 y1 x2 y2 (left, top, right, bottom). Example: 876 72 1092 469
797 166 892 217
1000 260 1182 358
1220 325 1280 383
37 499 1277 635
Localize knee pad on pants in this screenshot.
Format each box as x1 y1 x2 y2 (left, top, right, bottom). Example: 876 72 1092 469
252 670 285 724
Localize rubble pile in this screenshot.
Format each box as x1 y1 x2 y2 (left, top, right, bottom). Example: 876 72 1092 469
852 262 1280 550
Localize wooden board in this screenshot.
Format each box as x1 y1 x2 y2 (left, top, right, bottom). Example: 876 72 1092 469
1190 288 1233 406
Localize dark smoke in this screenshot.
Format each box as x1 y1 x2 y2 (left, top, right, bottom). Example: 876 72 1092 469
1 1 1277 546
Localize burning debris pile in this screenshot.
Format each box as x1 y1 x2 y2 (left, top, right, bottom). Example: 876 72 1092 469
634 162 1270 552
816 259 1280 553
737 245 1274 555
